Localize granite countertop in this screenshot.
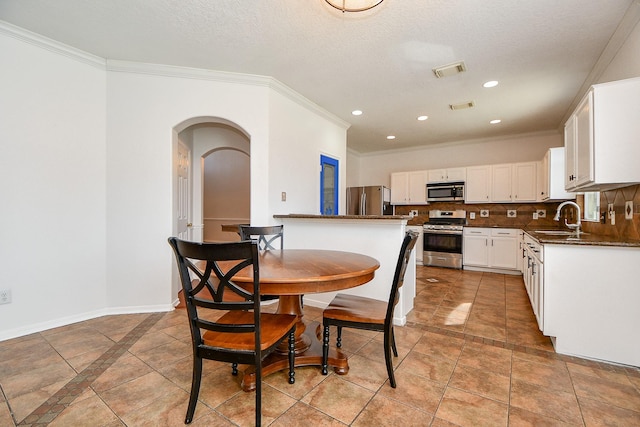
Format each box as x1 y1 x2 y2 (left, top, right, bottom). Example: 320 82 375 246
274 214 408 220
524 230 640 247
463 224 640 247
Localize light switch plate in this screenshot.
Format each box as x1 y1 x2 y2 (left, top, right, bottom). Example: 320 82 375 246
480 209 489 218
533 212 539 220
470 212 476 219
625 201 633 220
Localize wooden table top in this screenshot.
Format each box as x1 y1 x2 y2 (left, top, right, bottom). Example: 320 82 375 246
228 249 380 296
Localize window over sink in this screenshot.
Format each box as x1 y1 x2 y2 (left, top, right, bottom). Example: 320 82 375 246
583 191 600 222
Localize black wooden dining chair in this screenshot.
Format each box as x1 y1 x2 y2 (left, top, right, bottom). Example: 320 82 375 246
168 237 296 426
239 225 284 250
239 225 284 303
321 230 419 388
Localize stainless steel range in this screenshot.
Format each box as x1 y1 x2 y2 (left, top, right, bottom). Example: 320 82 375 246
423 210 466 269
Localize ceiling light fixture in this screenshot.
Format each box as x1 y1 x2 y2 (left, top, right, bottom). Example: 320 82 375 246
483 80 499 88
490 119 501 124
351 110 363 116
386 135 396 140
324 0 384 12
417 115 428 121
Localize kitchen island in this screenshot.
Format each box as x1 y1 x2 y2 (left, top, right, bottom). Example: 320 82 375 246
273 214 414 325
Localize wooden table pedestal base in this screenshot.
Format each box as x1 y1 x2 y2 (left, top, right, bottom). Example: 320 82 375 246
241 296 350 392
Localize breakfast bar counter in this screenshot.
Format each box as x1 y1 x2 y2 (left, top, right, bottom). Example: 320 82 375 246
273 214 415 325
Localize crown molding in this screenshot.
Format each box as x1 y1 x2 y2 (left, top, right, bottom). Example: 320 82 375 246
559 0 640 127
1 20 349 130
0 20 105 69
352 129 560 157
106 60 350 130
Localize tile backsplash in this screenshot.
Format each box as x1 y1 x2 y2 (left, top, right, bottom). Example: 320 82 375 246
581 183 640 240
396 183 640 241
397 201 562 229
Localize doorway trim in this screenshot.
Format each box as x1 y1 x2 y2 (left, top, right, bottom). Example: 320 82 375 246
171 116 251 304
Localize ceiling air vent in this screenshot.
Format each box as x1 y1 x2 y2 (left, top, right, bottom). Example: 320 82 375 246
433 61 467 78
449 101 475 111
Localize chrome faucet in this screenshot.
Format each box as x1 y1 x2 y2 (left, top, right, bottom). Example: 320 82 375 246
554 201 581 236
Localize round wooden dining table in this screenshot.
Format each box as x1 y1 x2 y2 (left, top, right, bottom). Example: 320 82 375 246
229 249 380 392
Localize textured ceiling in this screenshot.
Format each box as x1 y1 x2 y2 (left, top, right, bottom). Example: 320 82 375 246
0 0 636 153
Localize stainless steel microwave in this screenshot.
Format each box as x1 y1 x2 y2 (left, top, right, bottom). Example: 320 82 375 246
426 181 465 202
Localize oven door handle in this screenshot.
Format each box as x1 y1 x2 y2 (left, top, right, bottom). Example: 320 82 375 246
423 229 463 235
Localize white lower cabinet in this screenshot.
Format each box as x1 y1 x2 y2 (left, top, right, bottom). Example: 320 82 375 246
463 228 519 272
535 238 640 367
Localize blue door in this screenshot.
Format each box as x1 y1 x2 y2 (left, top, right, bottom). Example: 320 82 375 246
320 155 339 215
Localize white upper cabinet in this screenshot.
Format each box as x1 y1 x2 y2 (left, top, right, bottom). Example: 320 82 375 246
512 162 537 202
465 166 491 203
541 147 575 201
427 167 466 183
491 164 513 202
564 77 640 191
390 171 428 204
490 162 537 203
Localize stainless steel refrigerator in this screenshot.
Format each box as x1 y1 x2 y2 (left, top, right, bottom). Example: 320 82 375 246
346 186 392 216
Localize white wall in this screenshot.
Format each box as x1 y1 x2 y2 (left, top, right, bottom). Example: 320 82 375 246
0 28 108 337
267 89 349 216
105 65 348 311
598 17 640 82
351 131 562 187
0 26 348 339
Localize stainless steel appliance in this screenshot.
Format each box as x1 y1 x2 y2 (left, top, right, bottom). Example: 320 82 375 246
423 209 466 269
346 186 392 216
426 181 465 202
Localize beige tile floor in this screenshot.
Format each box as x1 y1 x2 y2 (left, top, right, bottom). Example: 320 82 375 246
1 266 639 426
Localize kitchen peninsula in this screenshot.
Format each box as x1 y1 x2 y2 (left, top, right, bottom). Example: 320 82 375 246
274 214 414 325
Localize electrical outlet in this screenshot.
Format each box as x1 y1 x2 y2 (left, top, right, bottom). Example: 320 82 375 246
0 289 11 305
537 210 546 218
469 212 476 219
625 201 633 220
533 212 538 220
480 209 489 218
281 192 286 202
608 203 614 219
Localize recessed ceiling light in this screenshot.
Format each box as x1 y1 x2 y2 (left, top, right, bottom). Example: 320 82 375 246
417 115 428 121
483 80 499 88
386 135 396 140
351 110 363 116
490 119 501 124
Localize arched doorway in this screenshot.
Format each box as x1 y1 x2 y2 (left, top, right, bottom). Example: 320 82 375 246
171 117 251 299
202 146 250 242
172 117 251 242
